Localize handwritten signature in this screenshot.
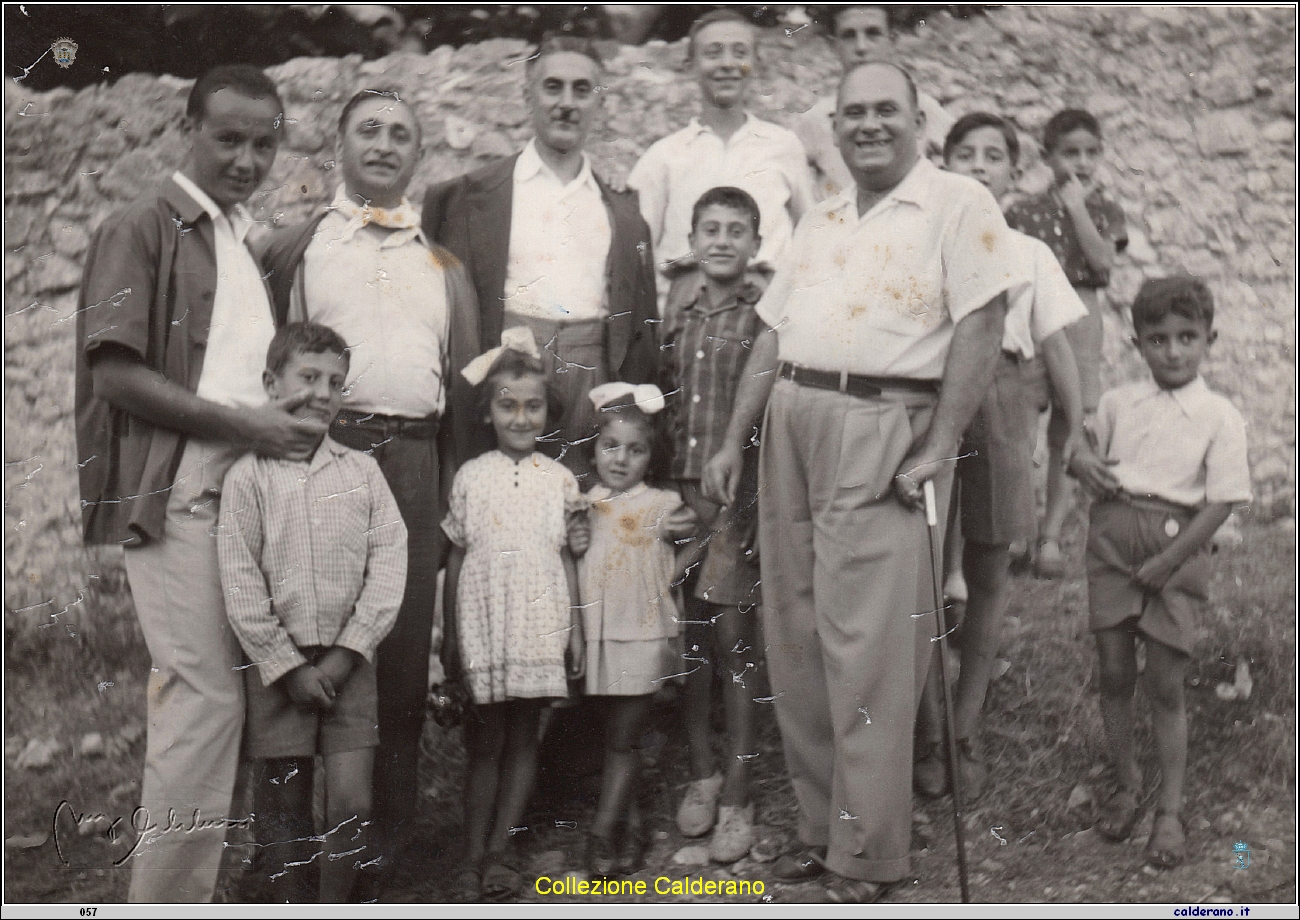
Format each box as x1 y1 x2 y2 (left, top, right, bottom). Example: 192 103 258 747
53 800 250 867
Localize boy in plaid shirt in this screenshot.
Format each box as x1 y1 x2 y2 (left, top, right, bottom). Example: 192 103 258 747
661 186 769 862
219 322 408 901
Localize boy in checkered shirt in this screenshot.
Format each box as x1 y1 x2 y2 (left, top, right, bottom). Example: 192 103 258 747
218 322 407 901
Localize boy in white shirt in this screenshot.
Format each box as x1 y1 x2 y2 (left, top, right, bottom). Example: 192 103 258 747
628 8 815 303
1074 277 1250 871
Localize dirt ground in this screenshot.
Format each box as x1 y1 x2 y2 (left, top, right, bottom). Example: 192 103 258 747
5 517 1296 907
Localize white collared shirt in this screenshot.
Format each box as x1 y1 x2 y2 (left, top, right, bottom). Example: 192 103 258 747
1094 376 1252 507
627 113 815 285
795 93 956 202
295 186 450 418
1003 230 1089 359
172 171 274 408
756 158 1027 380
502 139 612 322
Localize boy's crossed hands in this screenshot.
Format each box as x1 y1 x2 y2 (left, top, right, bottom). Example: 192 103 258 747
282 648 361 710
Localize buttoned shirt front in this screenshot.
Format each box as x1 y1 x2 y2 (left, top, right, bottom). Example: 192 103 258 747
795 93 955 202
661 272 768 479
296 187 451 418
1093 376 1252 508
756 158 1026 379
1002 230 1089 359
627 114 816 282
218 436 409 687
502 139 612 322
171 171 274 409
1006 188 1128 289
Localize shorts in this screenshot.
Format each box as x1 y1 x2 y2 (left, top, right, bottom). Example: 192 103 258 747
244 647 380 759
678 453 762 609
1086 499 1211 656
1063 287 1105 412
959 352 1035 546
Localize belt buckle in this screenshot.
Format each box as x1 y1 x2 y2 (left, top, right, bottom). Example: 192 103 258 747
838 370 849 394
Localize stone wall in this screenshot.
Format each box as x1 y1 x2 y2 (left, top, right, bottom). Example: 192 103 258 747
5 6 1295 633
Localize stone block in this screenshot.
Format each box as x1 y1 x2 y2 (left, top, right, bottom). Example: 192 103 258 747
1195 110 1257 155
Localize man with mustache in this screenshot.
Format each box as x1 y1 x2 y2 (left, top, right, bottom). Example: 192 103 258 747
423 34 659 484
258 88 480 883
703 61 1023 902
74 64 319 902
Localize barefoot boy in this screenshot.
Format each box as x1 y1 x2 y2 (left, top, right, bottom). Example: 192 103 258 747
661 187 769 863
1073 277 1250 869
219 323 408 901
913 113 1091 800
1006 108 1129 577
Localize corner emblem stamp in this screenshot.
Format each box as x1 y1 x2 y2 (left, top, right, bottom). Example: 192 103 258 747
51 38 78 69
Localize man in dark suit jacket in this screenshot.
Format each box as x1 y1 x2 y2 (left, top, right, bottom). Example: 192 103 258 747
423 34 659 483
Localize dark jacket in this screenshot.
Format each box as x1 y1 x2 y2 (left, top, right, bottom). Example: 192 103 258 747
257 212 483 495
76 178 230 545
421 153 660 389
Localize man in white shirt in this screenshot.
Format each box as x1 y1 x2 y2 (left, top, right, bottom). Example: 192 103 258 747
424 35 659 483
794 5 956 201
628 8 815 301
703 62 1023 901
259 89 480 878
75 65 323 902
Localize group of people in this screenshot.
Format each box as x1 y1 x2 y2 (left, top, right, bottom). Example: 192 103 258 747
74 6 1251 905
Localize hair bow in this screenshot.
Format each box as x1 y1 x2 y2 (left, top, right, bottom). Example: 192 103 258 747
461 327 542 386
588 382 666 415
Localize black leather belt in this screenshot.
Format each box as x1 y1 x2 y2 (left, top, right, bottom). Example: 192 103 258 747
777 362 940 398
333 409 440 440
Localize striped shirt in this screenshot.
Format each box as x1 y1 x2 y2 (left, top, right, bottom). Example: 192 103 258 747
661 272 768 479
218 437 408 686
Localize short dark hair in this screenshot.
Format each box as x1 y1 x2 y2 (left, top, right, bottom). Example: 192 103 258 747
687 8 756 59
265 322 350 377
186 64 283 122
1131 276 1216 333
1042 108 1102 154
527 33 604 76
691 186 761 236
944 112 1022 167
830 5 893 35
473 349 565 437
337 88 412 137
839 60 918 111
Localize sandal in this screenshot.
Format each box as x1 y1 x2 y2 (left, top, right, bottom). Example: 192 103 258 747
481 852 522 901
1094 788 1141 842
453 865 482 903
1146 811 1186 869
1035 539 1066 579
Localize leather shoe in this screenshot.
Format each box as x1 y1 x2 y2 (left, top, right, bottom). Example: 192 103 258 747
771 846 826 882
913 742 950 799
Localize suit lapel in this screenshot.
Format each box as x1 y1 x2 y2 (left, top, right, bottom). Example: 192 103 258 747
469 156 516 349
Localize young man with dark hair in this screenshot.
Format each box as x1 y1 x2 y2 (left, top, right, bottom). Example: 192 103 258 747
74 63 317 902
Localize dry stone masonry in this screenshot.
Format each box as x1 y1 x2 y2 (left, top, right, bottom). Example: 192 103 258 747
4 6 1295 638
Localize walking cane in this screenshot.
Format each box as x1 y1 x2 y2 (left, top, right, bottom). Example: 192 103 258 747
923 479 971 903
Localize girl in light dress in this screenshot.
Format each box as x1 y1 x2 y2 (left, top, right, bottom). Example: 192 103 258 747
441 328 586 901
575 382 697 875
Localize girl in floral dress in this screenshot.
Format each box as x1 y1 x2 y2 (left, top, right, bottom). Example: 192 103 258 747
442 328 586 901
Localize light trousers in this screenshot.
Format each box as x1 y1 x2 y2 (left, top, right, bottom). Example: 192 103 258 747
758 380 951 883
123 440 245 902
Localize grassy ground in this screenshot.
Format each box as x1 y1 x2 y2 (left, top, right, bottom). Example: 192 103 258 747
5 515 1295 905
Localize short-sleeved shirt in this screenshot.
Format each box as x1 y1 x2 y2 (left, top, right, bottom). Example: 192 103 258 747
661 272 769 479
756 158 1027 379
218 437 408 687
627 114 815 282
1005 188 1128 289
74 176 272 546
794 93 955 202
1093 376 1252 508
1002 230 1090 360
